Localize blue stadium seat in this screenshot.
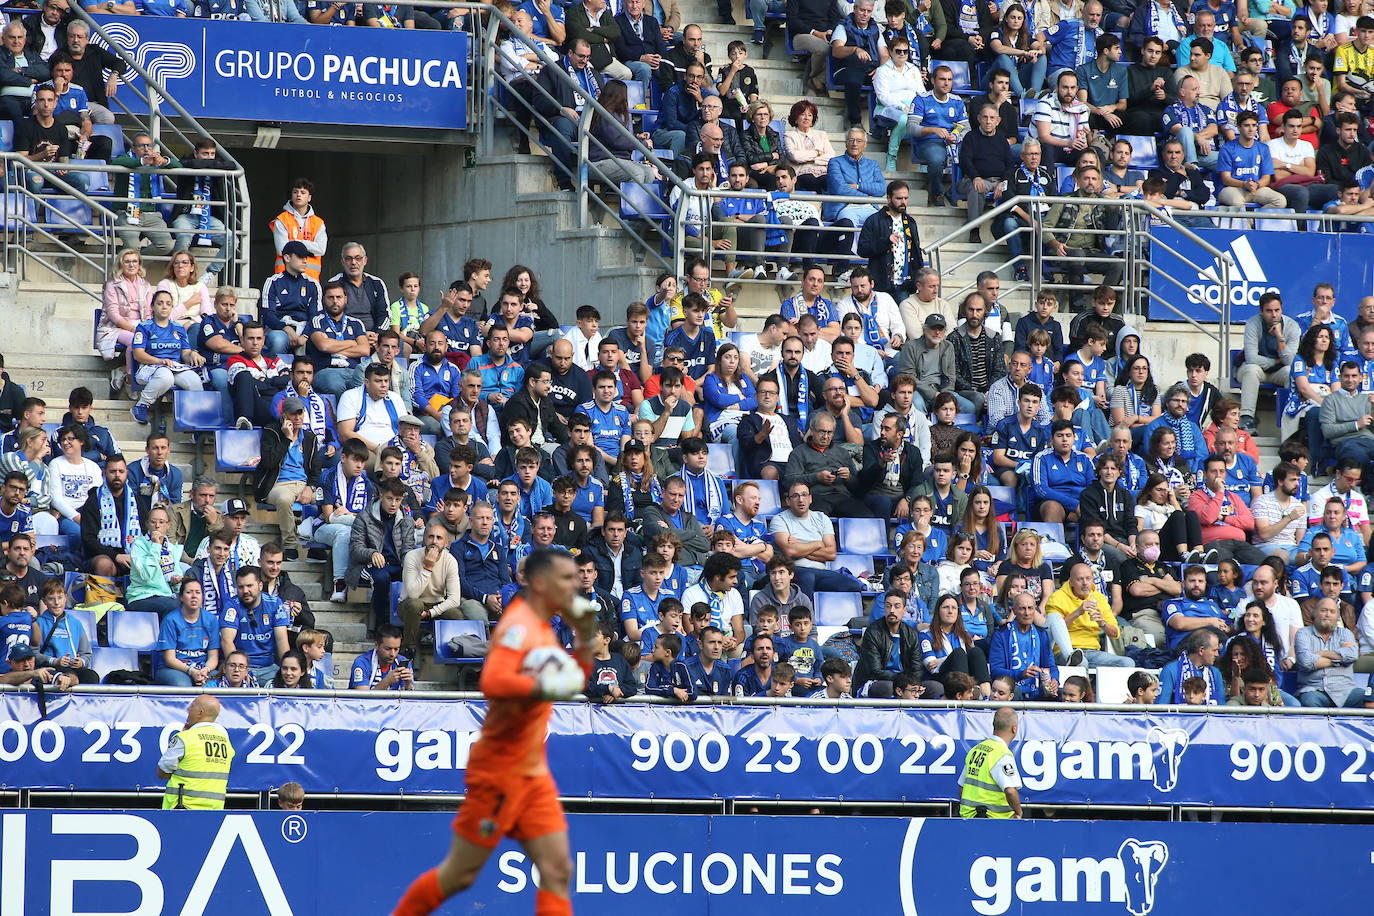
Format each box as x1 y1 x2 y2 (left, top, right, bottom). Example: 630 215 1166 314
735 478 780 517
68 158 111 196
625 79 650 109
174 390 228 432
90 646 138 679
91 124 125 157
107 611 158 651
0 120 12 150
215 428 261 472
707 442 736 479
814 591 864 626
986 485 1017 516
3 192 34 231
830 554 873 577
954 412 980 432
1116 135 1158 169
931 59 981 96
69 608 100 647
837 517 887 555
619 181 671 222
434 619 488 664
40 196 91 230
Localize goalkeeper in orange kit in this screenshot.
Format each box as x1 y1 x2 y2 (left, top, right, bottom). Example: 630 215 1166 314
392 548 597 916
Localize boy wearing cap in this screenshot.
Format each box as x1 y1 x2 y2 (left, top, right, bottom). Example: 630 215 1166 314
193 498 262 570
0 642 75 689
260 239 322 357
252 397 322 562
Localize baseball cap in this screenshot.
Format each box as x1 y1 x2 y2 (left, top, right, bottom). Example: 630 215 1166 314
7 643 36 663
281 240 311 258
225 498 250 516
280 396 306 415
924 314 947 330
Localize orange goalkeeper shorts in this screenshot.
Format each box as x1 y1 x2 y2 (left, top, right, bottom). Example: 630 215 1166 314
453 772 567 849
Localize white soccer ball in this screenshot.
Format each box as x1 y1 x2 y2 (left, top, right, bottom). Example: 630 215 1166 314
523 645 584 700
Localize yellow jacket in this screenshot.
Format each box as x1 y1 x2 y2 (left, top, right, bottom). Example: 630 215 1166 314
1045 581 1119 651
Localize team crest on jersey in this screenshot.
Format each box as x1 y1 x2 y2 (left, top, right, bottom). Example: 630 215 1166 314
479 818 498 838
500 624 527 650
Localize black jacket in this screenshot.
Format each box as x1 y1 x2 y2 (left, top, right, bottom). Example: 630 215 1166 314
253 426 322 503
534 57 593 118
1125 61 1176 112
173 154 235 221
0 47 47 89
58 46 125 107
787 0 838 37
855 440 924 499
613 12 669 66
502 389 570 447
22 11 70 58
854 619 923 689
856 208 923 296
737 410 802 479
1078 481 1137 544
585 530 644 594
565 3 623 72
79 485 150 563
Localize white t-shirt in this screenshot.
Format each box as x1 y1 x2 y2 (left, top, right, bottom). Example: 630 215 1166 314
337 387 408 447
46 455 102 520
801 340 832 374
1267 136 1316 170
747 342 781 379
681 582 744 631
1251 491 1306 548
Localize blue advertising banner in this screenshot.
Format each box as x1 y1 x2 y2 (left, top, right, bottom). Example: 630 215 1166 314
1148 227 1374 324
4 693 1374 809
89 16 468 129
3 810 1372 914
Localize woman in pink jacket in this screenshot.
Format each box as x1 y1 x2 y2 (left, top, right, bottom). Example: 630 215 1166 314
98 248 154 391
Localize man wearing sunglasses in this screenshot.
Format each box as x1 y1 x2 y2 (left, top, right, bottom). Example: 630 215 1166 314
111 132 180 256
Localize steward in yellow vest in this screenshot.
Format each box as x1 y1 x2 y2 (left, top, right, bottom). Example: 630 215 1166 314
958 707 1023 818
158 695 235 810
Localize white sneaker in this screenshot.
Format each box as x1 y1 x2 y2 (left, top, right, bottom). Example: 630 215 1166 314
235 417 253 430
199 271 218 288
835 269 853 285
109 366 127 396
776 266 795 283
330 579 347 603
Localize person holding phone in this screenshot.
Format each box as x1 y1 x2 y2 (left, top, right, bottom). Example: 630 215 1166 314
15 83 86 195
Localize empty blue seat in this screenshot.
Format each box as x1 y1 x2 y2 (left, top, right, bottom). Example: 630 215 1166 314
91 124 125 157
215 428 261 472
69 608 100 647
830 553 873 577
837 517 888 555
68 158 111 195
3 192 34 231
107 611 158 652
619 180 671 221
435 619 488 664
706 442 736 479
814 592 864 626
1116 134 1158 169
174 390 228 432
90 646 138 679
735 478 780 517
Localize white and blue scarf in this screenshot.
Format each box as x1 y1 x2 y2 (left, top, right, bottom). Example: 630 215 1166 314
200 559 233 619
334 465 371 513
678 467 726 521
97 484 142 549
617 471 661 519
565 56 602 110
777 367 811 432
192 175 214 246
1174 651 1221 704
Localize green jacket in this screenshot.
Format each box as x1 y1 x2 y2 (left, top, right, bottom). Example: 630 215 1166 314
111 152 183 213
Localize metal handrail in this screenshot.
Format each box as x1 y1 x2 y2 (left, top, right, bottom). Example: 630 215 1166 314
922 193 1237 383
68 7 251 286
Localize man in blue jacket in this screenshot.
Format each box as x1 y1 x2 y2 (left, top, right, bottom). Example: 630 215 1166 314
989 592 1060 699
652 62 708 161
1156 626 1226 704
1031 419 1095 524
824 128 885 224
452 501 511 621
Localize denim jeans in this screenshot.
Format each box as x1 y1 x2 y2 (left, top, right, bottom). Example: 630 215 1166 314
912 135 951 199
992 53 1046 96
1174 125 1219 170
171 213 227 275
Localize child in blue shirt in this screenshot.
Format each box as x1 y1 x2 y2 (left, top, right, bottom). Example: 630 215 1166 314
638 598 698 660
644 633 697 702
1026 328 1056 391
32 580 95 683
1207 559 1247 621
0 584 36 676
776 606 824 696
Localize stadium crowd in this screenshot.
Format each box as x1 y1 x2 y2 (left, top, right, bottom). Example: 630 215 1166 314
0 156 1363 712
3 0 1374 711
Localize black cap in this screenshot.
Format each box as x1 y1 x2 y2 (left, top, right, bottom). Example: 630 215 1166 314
281 240 311 258
924 314 947 330
225 498 250 516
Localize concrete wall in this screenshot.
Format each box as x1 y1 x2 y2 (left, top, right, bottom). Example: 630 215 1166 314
234 146 656 323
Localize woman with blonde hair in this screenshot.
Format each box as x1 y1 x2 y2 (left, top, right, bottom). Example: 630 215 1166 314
98 248 154 391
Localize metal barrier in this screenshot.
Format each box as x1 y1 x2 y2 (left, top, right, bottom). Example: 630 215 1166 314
0 6 250 299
